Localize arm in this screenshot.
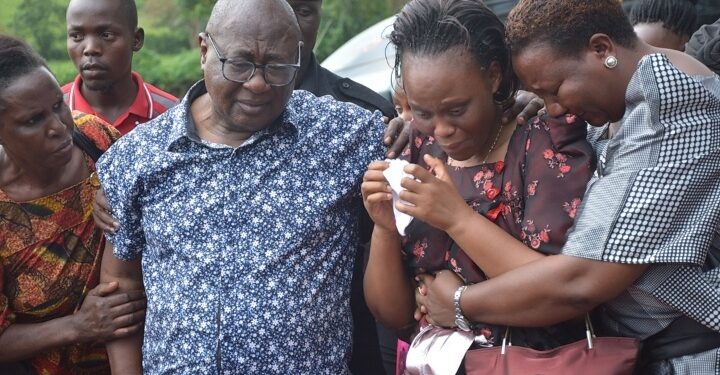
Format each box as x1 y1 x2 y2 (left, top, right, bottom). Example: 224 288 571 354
101 242 144 375
0 316 78 362
0 276 144 362
361 161 416 329
363 227 416 329
417 254 648 327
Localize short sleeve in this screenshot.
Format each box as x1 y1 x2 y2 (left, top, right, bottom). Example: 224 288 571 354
562 54 720 265
95 137 147 261
502 114 595 253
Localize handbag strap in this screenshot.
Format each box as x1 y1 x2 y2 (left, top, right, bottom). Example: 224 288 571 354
71 126 104 162
500 314 596 354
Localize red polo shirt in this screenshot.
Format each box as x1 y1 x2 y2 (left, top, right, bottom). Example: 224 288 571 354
62 71 177 135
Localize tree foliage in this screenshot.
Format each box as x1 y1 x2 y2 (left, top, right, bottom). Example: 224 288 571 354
11 0 67 60
316 0 395 61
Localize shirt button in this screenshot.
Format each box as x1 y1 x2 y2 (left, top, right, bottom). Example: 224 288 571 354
342 82 350 89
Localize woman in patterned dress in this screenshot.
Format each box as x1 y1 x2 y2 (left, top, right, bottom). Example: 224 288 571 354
413 0 720 373
361 0 595 364
0 35 145 374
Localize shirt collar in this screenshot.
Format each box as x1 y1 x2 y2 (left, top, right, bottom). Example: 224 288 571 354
165 80 299 151
68 71 151 124
125 71 151 119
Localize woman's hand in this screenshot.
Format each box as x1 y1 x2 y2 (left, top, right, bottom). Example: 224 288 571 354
397 155 474 232
502 90 545 125
92 188 119 233
71 282 146 343
414 271 463 327
383 116 412 159
361 161 397 232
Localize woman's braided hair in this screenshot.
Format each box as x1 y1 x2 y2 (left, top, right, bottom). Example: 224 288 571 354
390 0 518 105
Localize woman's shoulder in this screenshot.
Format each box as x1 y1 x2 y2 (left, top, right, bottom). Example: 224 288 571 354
512 114 590 152
72 111 121 152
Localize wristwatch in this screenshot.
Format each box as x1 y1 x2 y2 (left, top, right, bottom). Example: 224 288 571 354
454 285 472 331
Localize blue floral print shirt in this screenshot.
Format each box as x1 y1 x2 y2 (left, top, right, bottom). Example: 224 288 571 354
97 81 386 375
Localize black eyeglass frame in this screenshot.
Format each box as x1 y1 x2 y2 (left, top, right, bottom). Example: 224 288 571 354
205 32 303 87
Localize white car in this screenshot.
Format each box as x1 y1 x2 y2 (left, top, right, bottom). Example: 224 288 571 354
321 16 397 100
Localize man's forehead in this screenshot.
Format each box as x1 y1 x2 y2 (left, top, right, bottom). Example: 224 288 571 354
214 34 298 59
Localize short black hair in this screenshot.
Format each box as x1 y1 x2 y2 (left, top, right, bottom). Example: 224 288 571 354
121 0 139 31
629 0 698 38
0 34 48 111
507 0 638 57
68 0 138 31
390 0 517 105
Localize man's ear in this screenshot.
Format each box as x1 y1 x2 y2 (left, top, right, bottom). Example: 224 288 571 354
199 33 208 69
132 27 145 52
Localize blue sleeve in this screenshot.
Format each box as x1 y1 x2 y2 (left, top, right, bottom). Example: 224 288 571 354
96 138 146 261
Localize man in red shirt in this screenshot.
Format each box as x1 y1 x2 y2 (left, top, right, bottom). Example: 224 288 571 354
63 0 176 135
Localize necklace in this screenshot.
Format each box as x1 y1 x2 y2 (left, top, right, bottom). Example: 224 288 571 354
447 122 505 166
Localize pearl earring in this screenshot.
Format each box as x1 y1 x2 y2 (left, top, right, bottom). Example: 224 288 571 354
604 55 618 69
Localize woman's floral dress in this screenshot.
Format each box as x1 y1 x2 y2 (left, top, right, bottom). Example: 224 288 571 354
401 114 595 349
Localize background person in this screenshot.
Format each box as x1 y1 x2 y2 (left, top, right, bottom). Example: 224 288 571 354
63 0 177 135
685 17 720 74
414 0 720 373
286 2 396 373
391 75 412 123
0 34 145 374
629 0 698 51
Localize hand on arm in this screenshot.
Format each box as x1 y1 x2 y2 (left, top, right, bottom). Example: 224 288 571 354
101 242 144 375
416 255 648 328
361 162 416 329
0 271 145 362
93 188 119 233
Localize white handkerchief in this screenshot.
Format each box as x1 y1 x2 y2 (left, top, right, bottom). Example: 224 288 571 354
383 159 414 236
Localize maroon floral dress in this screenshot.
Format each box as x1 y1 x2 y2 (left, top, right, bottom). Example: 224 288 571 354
401 114 595 349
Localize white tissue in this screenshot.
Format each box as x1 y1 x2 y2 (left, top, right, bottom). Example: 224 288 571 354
383 159 414 236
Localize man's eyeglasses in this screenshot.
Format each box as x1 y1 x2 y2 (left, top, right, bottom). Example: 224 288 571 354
205 32 302 87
